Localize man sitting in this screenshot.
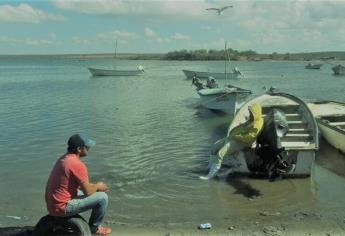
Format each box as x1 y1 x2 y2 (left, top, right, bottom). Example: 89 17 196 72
45 133 112 235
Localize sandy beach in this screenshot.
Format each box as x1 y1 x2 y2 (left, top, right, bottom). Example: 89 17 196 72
2 215 345 236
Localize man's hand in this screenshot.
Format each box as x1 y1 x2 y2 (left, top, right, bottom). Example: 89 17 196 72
96 182 109 192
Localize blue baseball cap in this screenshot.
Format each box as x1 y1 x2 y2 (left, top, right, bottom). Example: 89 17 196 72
68 133 96 149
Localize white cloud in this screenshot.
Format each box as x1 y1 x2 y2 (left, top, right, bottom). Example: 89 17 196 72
72 36 91 45
53 0 214 21
144 27 157 38
0 3 66 23
97 30 140 44
25 38 54 46
172 33 191 41
144 27 169 43
0 34 57 46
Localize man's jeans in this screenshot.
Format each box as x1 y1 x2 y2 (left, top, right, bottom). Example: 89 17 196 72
65 191 108 231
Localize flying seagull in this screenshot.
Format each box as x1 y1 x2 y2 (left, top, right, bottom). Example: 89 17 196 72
206 5 233 15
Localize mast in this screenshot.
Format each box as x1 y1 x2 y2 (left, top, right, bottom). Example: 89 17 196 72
224 40 227 80
113 39 118 70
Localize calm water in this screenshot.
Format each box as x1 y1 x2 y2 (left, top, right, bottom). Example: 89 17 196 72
1 57 345 228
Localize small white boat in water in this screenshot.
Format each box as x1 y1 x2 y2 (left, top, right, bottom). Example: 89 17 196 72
88 40 144 77
308 101 345 154
88 66 144 76
305 63 322 69
183 68 243 80
196 85 251 115
224 90 319 179
332 64 345 75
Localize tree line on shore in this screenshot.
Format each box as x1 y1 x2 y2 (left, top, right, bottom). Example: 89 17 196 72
162 49 345 61
163 48 258 60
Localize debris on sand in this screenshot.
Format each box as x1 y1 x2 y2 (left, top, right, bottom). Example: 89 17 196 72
259 211 281 216
263 225 285 236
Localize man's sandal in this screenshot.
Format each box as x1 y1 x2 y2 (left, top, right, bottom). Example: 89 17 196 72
94 226 112 235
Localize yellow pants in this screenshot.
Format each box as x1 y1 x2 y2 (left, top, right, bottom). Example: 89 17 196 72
207 137 246 178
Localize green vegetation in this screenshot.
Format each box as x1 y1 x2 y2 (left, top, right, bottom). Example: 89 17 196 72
163 48 257 61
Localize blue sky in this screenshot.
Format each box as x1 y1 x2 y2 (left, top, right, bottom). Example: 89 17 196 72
1 0 345 55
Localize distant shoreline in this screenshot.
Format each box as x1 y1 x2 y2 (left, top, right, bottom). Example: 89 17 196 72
0 51 345 61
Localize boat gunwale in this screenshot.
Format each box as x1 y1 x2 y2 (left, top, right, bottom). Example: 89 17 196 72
317 117 345 136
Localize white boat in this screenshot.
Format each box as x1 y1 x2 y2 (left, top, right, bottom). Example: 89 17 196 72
224 89 319 178
308 101 345 153
88 40 144 77
197 85 251 114
88 67 144 76
305 63 322 69
332 64 345 75
183 68 242 80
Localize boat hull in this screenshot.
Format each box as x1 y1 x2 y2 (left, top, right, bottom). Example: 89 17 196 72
318 121 345 153
197 86 251 114
183 69 241 80
88 67 144 76
225 92 318 177
305 64 322 69
308 101 345 153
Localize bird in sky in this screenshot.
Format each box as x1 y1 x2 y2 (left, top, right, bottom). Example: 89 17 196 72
206 5 233 15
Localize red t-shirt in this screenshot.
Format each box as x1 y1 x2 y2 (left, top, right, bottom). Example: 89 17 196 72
45 153 89 216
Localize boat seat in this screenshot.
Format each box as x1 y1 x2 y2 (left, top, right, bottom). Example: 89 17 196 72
288 128 309 133
329 121 345 126
281 141 314 149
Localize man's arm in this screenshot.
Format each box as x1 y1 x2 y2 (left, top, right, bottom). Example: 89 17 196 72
80 181 108 196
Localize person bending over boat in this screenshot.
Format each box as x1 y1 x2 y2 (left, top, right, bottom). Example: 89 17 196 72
200 103 264 180
192 74 205 90
45 134 112 235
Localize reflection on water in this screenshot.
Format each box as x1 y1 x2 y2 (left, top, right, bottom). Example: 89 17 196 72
1 57 345 227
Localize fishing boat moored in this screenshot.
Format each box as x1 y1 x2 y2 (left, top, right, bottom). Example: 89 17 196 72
224 89 319 179
308 100 345 154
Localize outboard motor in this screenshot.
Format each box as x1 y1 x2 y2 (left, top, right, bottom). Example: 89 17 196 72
255 108 291 181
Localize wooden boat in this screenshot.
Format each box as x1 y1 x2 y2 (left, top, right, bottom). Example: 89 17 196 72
225 89 319 178
88 67 144 76
332 64 345 75
197 85 252 115
308 101 345 153
305 63 322 69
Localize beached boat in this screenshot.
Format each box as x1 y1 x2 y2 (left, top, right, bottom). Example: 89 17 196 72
305 63 322 69
332 64 345 75
224 89 319 179
88 40 144 77
196 85 252 114
88 67 144 76
308 101 345 153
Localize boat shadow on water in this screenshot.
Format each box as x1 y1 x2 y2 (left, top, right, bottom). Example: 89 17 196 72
224 173 262 199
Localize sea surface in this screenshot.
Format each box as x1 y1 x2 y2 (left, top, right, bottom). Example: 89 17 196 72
1 57 345 229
